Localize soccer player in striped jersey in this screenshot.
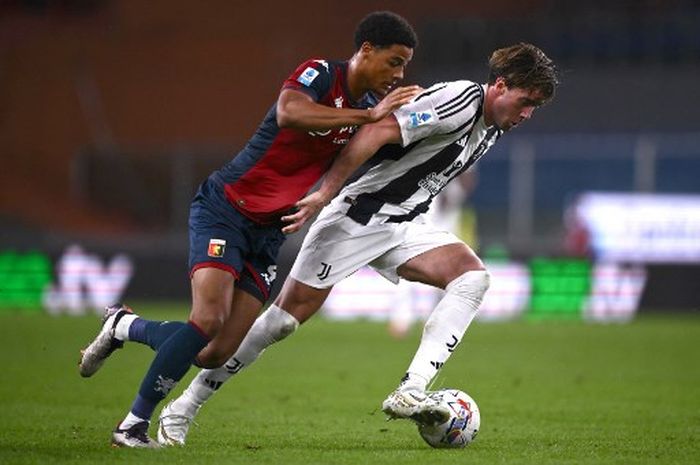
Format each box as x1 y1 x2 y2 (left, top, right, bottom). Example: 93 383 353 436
160 43 558 443
78 11 419 448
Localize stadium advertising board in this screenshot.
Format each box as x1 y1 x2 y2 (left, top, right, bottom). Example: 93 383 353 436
0 245 133 315
570 192 700 263
323 259 647 323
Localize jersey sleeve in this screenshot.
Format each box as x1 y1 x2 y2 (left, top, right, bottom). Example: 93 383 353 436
393 81 484 146
282 59 333 102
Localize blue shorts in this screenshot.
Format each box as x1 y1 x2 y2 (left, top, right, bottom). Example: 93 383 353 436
188 175 285 303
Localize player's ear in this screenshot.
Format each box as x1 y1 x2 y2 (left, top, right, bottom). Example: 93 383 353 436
359 41 375 56
494 77 508 95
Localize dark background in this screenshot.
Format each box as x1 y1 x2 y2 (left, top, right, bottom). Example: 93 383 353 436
1 0 699 307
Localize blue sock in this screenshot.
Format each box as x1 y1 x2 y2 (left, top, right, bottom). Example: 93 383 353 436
129 319 186 351
129 321 210 421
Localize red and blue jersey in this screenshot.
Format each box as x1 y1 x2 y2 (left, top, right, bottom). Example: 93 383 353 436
213 59 378 224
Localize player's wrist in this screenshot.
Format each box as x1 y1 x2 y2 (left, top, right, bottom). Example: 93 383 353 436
366 107 378 123
316 187 334 205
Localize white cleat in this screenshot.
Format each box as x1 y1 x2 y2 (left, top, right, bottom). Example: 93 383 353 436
382 387 451 426
112 421 161 448
157 401 195 446
79 304 132 378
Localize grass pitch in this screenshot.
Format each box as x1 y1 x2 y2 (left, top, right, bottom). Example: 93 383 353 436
0 305 698 465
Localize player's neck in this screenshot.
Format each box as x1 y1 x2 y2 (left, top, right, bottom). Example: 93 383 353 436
346 54 366 102
483 84 495 126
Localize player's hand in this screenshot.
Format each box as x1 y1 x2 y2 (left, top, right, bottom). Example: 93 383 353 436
281 191 330 234
368 85 422 122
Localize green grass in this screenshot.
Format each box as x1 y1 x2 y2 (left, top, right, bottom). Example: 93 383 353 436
0 305 699 464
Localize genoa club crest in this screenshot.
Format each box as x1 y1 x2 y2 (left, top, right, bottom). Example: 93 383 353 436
208 239 226 258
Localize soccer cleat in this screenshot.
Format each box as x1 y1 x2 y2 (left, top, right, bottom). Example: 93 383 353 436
78 304 132 378
157 400 196 446
382 387 451 426
112 421 161 448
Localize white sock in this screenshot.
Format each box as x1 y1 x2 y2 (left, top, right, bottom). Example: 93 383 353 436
169 371 215 417
171 304 300 415
119 411 148 430
405 270 490 389
114 314 138 341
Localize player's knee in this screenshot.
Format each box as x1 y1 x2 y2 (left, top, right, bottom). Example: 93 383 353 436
191 297 231 337
447 269 491 300
276 318 298 339
265 305 300 342
190 311 226 338
477 269 491 293
269 313 299 341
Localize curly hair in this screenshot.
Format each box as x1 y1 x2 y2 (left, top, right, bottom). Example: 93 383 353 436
354 11 418 50
488 43 559 102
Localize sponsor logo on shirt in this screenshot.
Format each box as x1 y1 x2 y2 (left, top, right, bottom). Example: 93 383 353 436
308 124 357 145
332 124 357 145
409 111 433 128
297 67 320 86
418 172 447 196
308 129 332 137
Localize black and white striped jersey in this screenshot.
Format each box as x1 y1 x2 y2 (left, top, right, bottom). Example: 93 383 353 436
341 80 502 226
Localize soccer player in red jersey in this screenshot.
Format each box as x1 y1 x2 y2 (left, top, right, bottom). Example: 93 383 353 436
78 11 419 448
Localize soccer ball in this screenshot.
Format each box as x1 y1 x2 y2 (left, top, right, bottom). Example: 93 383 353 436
417 389 480 448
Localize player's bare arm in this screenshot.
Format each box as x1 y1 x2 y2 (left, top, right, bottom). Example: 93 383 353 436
281 115 402 234
276 86 420 131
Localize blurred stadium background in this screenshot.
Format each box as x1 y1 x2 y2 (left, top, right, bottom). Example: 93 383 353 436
2 0 700 320
2 2 700 463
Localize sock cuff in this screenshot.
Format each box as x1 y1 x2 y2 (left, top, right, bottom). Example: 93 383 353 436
187 320 212 341
267 304 301 329
446 269 490 295
115 314 139 341
258 304 300 342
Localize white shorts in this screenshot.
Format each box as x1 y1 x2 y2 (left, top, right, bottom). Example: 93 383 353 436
289 200 462 289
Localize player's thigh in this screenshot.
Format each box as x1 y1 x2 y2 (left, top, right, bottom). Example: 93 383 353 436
197 288 264 368
190 267 236 336
198 227 284 366
196 214 285 366
195 214 285 366
188 183 250 334
397 242 484 289
188 181 284 336
275 277 333 324
376 222 484 289
188 177 250 281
